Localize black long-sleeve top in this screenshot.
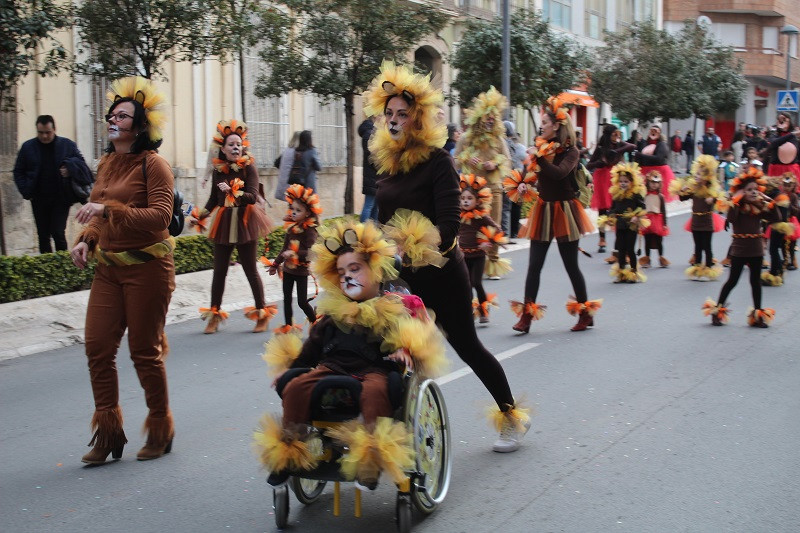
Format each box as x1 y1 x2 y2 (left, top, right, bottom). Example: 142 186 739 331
586 141 635 171
376 148 463 265
610 194 645 231
765 132 800 165
634 141 669 167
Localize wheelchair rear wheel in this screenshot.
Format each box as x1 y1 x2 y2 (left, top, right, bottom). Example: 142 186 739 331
291 477 326 504
408 379 452 515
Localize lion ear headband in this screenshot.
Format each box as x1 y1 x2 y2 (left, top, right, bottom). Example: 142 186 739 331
382 81 415 105
324 228 359 255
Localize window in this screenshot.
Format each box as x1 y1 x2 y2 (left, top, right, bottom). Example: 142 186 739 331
242 53 289 167
89 77 110 161
585 0 606 40
616 0 654 28
543 0 572 31
0 91 17 157
311 97 346 167
709 23 746 50
763 27 779 54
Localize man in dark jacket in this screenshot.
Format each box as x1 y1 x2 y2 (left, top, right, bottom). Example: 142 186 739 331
358 117 379 222
13 115 93 253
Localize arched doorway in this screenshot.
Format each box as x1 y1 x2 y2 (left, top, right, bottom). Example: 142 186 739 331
414 46 443 88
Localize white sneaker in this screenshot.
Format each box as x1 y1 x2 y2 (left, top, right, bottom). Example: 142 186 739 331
492 419 531 453
488 275 501 280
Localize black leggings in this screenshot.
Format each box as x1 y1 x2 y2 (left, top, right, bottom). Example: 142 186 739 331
768 232 785 275
404 261 514 409
598 208 609 240
616 228 637 270
465 255 487 307
644 234 663 257
282 272 316 325
211 241 265 309
692 230 714 266
524 240 588 303
717 256 762 309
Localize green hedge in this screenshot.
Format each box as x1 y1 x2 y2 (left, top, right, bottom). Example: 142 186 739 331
0 218 363 304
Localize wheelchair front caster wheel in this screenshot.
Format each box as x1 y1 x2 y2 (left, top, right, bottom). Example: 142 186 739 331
273 486 289 528
396 493 412 533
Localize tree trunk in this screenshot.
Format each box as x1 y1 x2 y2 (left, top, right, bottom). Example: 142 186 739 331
344 92 355 214
527 107 539 140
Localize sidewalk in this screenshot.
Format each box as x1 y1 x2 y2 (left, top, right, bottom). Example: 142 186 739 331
0 201 690 361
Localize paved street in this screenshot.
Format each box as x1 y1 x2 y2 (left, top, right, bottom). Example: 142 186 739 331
1 211 799 533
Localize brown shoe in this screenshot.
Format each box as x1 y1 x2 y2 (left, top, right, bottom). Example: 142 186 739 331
512 313 532 334
604 251 618 264
638 256 651 268
659 256 671 268
570 311 594 331
204 315 222 334
688 254 695 265
82 444 124 464
137 436 174 461
720 257 731 267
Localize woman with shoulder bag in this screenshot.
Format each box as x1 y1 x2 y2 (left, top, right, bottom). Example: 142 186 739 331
291 130 321 191
70 77 176 464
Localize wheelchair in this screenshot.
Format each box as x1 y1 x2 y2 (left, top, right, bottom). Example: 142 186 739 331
269 365 452 532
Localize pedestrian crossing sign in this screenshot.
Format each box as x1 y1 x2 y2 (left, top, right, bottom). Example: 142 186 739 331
777 90 799 112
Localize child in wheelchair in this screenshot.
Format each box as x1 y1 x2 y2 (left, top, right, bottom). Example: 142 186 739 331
255 217 449 491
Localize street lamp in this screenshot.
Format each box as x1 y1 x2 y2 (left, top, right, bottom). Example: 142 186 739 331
780 24 799 91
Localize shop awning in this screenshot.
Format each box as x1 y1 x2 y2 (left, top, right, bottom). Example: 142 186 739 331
557 91 599 108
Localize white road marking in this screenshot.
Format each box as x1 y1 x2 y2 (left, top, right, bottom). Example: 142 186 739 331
435 342 541 386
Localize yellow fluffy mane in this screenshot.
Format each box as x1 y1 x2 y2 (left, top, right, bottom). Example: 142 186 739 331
310 219 397 291
106 76 167 143
363 60 447 175
609 162 645 199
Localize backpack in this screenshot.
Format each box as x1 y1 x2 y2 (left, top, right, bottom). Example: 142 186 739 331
572 163 593 208
142 156 185 237
287 150 306 186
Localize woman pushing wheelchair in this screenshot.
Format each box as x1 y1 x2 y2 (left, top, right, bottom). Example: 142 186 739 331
254 217 449 492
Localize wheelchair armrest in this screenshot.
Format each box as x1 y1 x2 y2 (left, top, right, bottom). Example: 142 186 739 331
276 367 312 398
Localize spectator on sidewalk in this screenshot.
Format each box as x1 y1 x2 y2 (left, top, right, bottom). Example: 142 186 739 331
683 130 695 172
273 131 301 201
698 127 722 159
669 130 682 173
358 116 379 222
503 120 526 240
293 130 322 193
13 115 92 254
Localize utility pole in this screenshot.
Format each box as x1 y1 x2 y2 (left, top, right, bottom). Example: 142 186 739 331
501 0 510 120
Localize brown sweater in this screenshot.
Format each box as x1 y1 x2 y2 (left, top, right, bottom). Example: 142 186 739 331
79 151 173 252
204 164 259 211
458 215 501 258
681 194 716 232
537 146 580 202
727 202 781 257
275 223 317 277
376 148 463 275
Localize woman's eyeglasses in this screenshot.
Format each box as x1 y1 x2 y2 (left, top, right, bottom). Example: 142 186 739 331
105 112 133 123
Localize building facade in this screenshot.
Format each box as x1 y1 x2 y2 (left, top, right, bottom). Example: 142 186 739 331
664 0 800 147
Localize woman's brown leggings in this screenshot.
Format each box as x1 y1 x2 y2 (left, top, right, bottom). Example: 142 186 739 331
84 256 175 445
210 240 265 309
